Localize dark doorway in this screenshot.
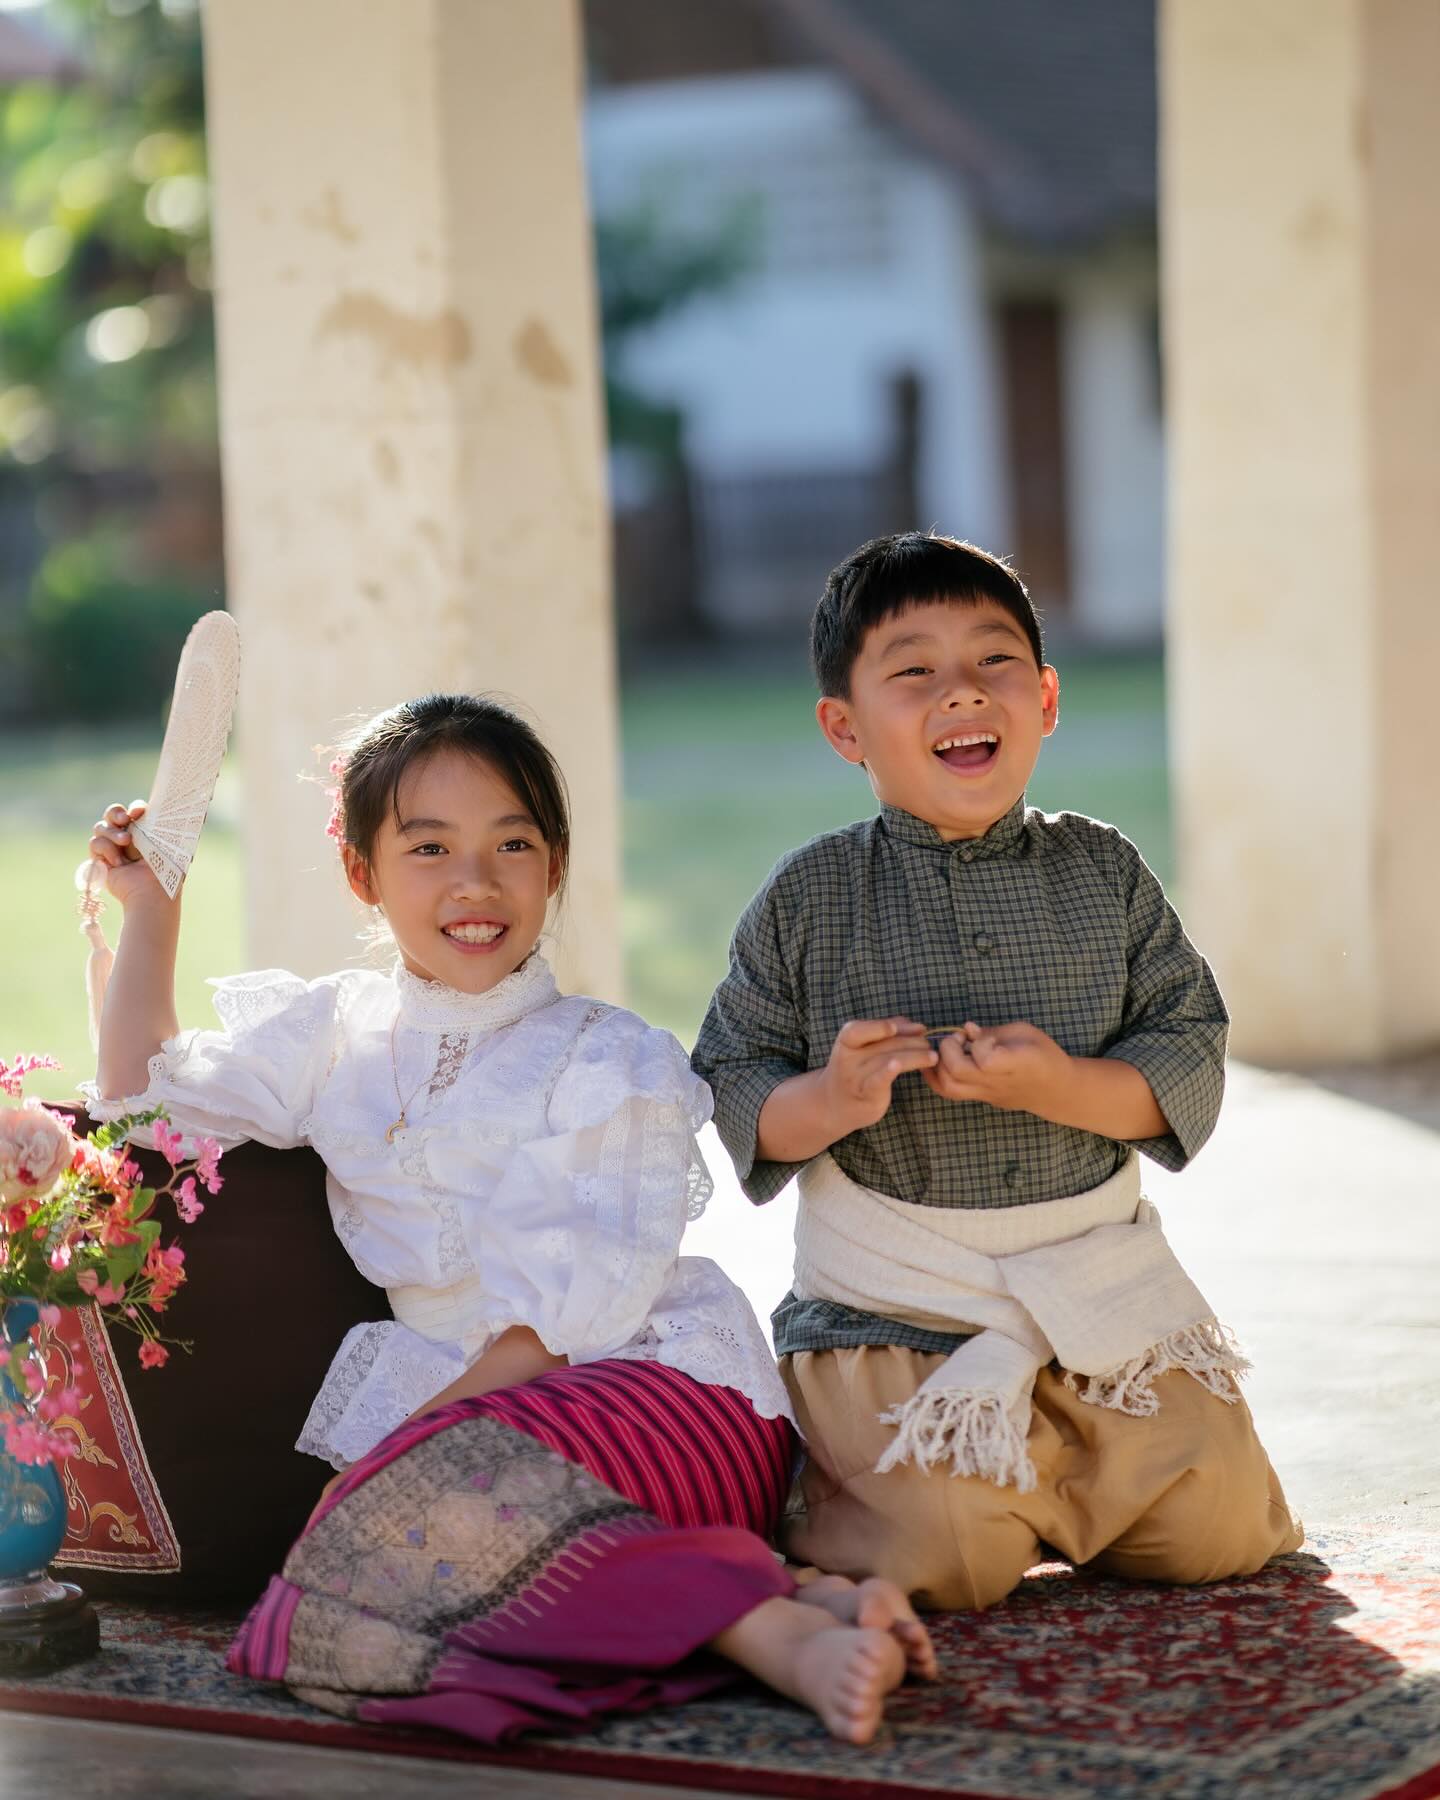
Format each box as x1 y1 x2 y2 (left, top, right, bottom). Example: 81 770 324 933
998 299 1071 614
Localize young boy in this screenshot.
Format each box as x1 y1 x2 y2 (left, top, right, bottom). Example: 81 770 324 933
693 531 1301 1611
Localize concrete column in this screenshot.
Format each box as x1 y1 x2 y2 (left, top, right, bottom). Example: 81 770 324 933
202 0 621 999
1161 0 1440 1062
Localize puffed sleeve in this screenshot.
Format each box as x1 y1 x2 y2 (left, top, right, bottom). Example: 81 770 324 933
691 874 809 1205
79 970 343 1151
473 1008 715 1364
1100 836 1229 1170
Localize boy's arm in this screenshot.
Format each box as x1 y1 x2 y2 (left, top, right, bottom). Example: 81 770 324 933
923 1024 1168 1140
923 838 1225 1162
1097 838 1227 1164
692 883 813 1203
758 1020 939 1163
695 881 939 1189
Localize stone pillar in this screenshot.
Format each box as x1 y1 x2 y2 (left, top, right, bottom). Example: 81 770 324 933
1161 0 1440 1062
202 0 621 999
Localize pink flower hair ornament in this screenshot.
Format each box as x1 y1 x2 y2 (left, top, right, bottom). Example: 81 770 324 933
323 752 348 842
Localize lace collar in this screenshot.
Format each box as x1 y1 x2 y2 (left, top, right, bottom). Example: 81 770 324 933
393 950 560 1033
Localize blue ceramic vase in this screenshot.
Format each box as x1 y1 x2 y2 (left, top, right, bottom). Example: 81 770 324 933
0 1298 68 1586
0 1295 98 1673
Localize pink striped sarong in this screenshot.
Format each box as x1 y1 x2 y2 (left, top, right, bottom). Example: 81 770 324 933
229 1362 797 1742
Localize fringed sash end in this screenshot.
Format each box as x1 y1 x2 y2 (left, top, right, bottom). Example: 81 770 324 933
875 1389 1038 1492
1064 1318 1250 1414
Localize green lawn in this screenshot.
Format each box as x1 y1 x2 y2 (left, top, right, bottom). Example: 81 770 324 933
2 652 1169 1100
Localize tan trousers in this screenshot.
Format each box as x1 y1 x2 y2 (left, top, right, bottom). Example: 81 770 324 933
781 1347 1303 1611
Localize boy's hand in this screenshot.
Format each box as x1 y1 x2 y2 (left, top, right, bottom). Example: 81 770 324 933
922 1021 1074 1117
821 1018 939 1135
88 800 171 912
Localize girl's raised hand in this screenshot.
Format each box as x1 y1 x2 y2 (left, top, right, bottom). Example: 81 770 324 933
87 800 169 910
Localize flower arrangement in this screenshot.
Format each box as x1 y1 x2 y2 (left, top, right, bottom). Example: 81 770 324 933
0 1052 222 1467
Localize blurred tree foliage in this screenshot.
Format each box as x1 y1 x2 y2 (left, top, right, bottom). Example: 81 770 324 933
0 1 752 716
0 0 216 722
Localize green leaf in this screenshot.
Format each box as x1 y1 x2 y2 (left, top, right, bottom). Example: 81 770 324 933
104 1246 142 1287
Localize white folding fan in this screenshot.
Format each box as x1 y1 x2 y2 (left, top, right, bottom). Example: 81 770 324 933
77 610 242 1041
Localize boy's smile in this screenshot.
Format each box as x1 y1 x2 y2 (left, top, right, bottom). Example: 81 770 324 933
816 598 1059 839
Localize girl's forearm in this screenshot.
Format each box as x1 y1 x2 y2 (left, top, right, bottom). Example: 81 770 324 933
406 1326 567 1423
95 899 182 1100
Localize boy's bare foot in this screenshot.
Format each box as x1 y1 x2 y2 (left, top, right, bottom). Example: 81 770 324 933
710 1596 906 1745
796 1574 940 1681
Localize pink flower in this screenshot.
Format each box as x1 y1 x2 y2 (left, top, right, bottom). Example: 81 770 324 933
142 1243 185 1311
173 1176 204 1223
38 1304 61 1329
72 1139 136 1201
194 1136 223 1195
137 1340 168 1370
48 1244 72 1271
0 1101 73 1202
97 1208 139 1250
76 1270 125 1305
0 1053 61 1100
324 752 348 841
1 1413 77 1464
152 1121 186 1167
37 1383 83 1423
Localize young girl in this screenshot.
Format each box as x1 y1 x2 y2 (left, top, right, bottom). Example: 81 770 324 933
84 692 935 1746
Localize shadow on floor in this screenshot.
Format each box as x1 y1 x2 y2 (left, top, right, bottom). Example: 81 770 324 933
1290 1049 1440 1136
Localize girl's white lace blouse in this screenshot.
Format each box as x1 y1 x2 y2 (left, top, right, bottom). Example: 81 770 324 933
83 953 794 1466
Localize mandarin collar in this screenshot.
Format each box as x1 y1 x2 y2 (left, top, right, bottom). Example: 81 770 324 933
879 797 1028 860
394 949 560 1033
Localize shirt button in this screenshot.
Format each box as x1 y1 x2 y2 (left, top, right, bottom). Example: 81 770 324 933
973 932 995 955
1003 1163 1022 1188
960 848 975 863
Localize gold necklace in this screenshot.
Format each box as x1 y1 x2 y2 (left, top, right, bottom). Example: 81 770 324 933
386 1017 429 1143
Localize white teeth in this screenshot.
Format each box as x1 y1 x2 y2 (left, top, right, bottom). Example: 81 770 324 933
934 733 998 752
444 924 503 944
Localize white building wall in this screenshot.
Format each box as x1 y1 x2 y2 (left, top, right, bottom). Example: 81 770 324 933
1061 264 1166 642
586 72 1008 554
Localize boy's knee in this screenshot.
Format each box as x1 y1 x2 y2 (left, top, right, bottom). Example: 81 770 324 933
1096 1455 1302 1586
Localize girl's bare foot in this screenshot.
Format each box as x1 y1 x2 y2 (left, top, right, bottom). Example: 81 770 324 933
792 1622 905 1744
711 1595 906 1745
796 1574 939 1681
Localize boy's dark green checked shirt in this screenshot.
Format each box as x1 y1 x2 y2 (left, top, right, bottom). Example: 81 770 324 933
691 798 1228 1358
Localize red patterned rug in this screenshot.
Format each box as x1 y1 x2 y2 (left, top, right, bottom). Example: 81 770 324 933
3 1527 1438 1799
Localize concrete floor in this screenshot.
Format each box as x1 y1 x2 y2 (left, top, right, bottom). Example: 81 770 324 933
6 1058 1438 1794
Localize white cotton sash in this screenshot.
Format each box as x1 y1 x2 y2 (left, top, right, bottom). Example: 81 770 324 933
793 1151 1248 1493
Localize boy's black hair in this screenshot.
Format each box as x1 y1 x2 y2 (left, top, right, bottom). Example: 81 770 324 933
810 532 1044 699
336 693 570 893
